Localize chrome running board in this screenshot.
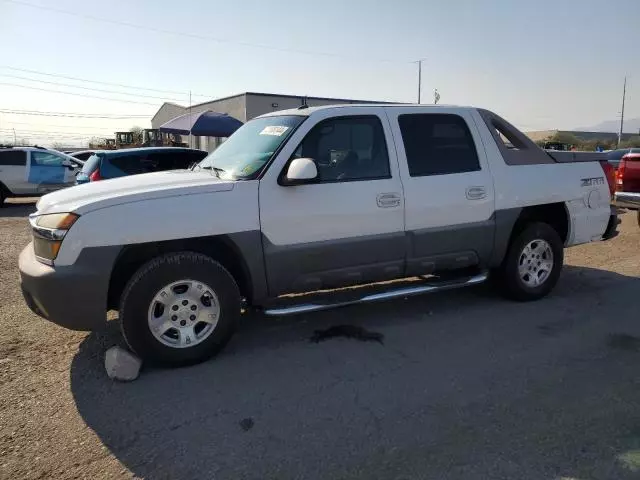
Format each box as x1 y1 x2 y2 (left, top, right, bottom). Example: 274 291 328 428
263 271 489 316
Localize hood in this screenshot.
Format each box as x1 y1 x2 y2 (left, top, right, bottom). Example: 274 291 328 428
36 170 235 215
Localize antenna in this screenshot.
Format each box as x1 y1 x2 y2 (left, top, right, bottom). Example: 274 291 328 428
618 77 626 148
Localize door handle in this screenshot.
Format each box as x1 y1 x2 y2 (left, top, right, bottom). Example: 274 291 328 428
377 193 401 208
466 186 487 200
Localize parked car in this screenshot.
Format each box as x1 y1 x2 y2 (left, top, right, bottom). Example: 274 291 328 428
19 105 618 366
75 147 208 184
0 146 82 206
606 148 640 169
613 152 640 227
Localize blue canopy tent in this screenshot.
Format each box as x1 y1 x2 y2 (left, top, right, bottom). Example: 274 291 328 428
159 110 243 137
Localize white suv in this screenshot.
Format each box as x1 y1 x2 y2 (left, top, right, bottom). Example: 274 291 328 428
0 147 82 205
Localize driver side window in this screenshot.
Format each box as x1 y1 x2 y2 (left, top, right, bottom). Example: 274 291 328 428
291 116 391 183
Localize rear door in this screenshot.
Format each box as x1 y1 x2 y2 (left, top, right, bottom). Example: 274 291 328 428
0 150 28 194
386 108 496 275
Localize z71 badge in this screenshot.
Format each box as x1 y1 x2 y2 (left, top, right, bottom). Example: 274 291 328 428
581 177 605 187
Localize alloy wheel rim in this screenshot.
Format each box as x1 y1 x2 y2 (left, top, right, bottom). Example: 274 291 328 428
517 239 554 288
147 279 220 348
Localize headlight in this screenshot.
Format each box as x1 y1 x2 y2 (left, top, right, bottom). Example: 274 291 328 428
29 213 79 263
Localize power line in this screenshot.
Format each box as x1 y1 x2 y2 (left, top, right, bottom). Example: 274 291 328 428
0 72 187 102
0 128 110 137
0 65 213 98
0 109 150 118
2 120 118 131
0 82 161 106
3 0 405 64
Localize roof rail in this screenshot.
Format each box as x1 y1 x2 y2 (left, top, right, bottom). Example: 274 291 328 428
0 144 50 150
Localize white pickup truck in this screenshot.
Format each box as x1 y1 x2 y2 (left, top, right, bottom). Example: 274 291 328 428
19 105 619 366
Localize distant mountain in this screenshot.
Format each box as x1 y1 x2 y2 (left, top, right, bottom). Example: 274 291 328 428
578 118 640 134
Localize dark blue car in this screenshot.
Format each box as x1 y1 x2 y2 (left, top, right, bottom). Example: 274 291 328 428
76 147 208 184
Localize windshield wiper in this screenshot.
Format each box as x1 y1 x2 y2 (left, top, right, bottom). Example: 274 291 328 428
199 166 226 178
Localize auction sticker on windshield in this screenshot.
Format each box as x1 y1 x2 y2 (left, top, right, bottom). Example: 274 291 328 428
260 126 289 136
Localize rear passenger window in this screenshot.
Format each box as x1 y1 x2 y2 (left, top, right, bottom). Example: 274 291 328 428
398 114 480 176
0 150 27 166
107 154 151 175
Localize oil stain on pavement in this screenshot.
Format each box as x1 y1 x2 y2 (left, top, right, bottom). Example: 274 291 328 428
309 325 384 345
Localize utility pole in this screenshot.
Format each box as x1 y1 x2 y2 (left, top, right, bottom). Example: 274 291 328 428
414 58 427 104
12 128 16 146
618 77 627 148
188 90 192 149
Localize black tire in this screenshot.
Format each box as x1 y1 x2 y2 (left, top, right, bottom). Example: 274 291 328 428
497 222 564 302
119 252 241 367
0 185 6 207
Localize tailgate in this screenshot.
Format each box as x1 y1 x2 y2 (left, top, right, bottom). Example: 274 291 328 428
623 157 640 191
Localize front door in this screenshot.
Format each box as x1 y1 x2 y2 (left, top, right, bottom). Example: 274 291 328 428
28 151 74 193
259 108 405 296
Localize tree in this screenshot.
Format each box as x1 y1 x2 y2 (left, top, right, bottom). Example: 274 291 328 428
549 132 582 146
621 136 640 148
129 126 143 141
51 141 66 150
89 136 107 147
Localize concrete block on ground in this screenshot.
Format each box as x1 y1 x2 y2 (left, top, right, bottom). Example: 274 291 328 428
105 346 142 381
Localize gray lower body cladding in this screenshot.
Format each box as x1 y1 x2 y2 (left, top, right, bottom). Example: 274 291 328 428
19 244 121 331
261 211 520 297
405 219 496 276
263 232 406 296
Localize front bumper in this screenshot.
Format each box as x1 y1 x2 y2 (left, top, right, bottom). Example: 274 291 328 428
602 206 620 241
19 243 120 331
614 191 640 210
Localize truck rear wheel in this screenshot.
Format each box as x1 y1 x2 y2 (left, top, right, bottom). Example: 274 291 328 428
498 222 564 301
119 252 241 366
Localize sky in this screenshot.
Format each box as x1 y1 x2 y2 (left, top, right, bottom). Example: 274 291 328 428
0 0 639 146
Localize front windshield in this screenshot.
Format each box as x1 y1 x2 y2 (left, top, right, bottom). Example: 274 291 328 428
196 115 305 179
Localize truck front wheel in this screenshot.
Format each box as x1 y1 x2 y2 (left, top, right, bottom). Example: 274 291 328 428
119 252 241 366
498 222 564 301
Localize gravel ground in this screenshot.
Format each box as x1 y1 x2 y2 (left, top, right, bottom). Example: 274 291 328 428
1 199 639 480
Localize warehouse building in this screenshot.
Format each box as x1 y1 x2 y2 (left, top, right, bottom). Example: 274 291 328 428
151 92 394 151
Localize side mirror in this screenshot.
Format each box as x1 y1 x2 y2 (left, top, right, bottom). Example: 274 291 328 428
62 160 75 170
283 158 318 185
